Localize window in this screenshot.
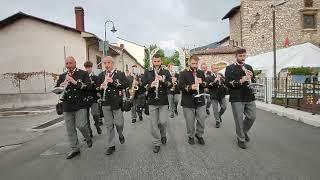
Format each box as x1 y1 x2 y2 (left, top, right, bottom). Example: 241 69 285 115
96 56 102 69
303 14 316 29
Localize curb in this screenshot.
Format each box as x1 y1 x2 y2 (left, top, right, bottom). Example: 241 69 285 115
255 101 320 127
0 109 56 118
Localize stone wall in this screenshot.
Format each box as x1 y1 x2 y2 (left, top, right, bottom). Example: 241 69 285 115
229 11 242 47
230 0 320 56
198 54 235 68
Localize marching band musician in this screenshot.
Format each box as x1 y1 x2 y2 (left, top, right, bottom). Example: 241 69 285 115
127 65 145 123
96 56 129 155
179 55 208 145
225 48 256 149
84 61 102 136
167 63 180 118
207 64 227 128
142 54 172 153
200 62 212 115
55 56 93 159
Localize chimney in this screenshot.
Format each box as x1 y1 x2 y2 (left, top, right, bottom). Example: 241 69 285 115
75 6 85 32
120 44 124 49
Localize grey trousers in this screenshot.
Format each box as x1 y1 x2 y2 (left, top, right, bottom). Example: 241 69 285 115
131 99 138 119
205 96 211 109
168 94 179 113
101 106 124 148
182 105 206 138
231 101 256 142
149 105 168 146
211 97 227 122
63 108 91 152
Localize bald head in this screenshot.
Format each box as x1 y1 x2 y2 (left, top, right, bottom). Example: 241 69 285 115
103 56 114 71
65 56 76 70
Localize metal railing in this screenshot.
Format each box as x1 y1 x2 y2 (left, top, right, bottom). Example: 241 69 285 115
255 77 320 115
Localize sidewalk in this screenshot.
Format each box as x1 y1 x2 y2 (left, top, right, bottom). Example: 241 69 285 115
0 111 63 151
255 101 320 127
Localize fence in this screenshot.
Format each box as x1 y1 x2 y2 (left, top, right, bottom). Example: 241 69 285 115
255 77 320 115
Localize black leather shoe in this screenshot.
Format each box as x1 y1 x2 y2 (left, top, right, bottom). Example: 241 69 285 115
170 113 174 118
119 136 125 144
174 110 178 115
66 151 80 159
96 126 102 135
139 116 143 121
237 139 247 149
132 118 136 123
188 137 195 145
195 135 205 145
86 139 93 148
105 146 116 155
215 121 221 128
244 133 250 142
153 146 160 153
206 109 210 115
161 137 167 144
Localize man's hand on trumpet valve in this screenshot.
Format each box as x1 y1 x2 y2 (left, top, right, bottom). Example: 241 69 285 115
240 75 251 84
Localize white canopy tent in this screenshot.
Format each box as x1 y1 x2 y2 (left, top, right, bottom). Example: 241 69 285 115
246 43 320 77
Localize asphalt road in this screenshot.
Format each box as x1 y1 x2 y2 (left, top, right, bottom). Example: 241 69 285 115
0 103 319 180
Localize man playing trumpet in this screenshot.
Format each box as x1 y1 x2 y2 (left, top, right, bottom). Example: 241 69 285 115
225 48 256 149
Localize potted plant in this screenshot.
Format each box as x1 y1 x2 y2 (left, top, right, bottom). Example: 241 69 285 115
289 67 312 83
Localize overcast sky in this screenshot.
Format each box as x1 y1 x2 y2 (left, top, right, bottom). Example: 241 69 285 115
0 0 239 50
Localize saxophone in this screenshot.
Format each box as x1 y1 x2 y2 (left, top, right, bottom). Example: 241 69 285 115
129 74 139 100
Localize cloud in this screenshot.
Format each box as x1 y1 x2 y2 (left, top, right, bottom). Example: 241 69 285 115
0 0 240 48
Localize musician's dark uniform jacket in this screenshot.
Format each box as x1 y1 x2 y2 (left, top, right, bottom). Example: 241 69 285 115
55 68 91 112
168 72 180 95
179 68 207 108
206 73 227 100
96 70 129 110
225 63 256 102
88 73 99 103
142 67 172 106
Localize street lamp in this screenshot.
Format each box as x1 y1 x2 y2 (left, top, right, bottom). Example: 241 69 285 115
271 0 288 94
103 20 117 56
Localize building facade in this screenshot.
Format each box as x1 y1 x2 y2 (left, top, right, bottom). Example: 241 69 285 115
223 0 320 56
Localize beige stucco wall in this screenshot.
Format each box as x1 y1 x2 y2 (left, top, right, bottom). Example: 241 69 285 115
117 38 145 66
0 18 87 74
237 0 320 56
113 52 144 74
